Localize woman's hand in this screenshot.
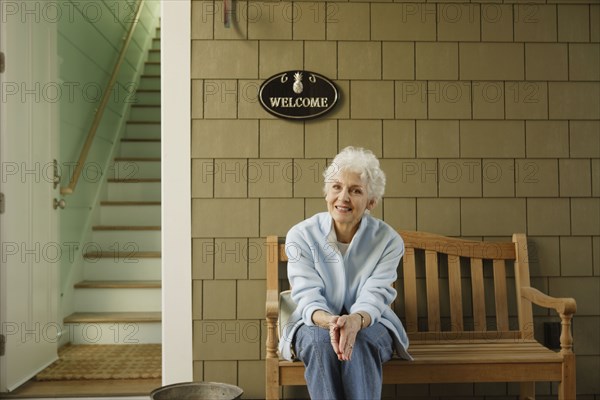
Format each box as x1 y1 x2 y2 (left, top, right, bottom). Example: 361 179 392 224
312 310 369 361
311 311 344 357
335 314 362 361
328 316 342 358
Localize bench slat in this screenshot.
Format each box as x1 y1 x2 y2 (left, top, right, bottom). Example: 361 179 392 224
403 247 418 332
279 341 562 365
425 250 441 332
448 255 464 331
470 258 487 331
280 362 563 386
381 363 562 384
408 331 521 341
400 230 516 259
493 259 510 331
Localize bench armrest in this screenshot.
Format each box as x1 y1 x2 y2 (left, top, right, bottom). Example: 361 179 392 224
521 286 577 316
521 286 576 355
266 289 279 320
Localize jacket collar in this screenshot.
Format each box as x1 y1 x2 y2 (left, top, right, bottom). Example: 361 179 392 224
319 212 370 245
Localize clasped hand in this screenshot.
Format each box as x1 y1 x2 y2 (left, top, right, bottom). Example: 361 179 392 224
328 314 361 361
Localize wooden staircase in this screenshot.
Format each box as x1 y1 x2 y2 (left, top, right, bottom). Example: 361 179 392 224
64 27 162 345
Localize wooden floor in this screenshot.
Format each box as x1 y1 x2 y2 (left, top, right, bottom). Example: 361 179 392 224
0 378 161 398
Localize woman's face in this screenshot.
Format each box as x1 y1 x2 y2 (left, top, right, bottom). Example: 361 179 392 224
325 170 374 234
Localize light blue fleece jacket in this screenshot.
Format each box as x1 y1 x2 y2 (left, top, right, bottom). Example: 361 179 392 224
279 212 411 361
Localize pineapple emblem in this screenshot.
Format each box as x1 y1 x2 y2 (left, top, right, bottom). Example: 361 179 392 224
292 72 303 94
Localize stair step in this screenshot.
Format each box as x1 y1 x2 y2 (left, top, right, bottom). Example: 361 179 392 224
122 138 161 142
74 280 161 289
84 257 161 281
148 49 160 62
113 157 161 162
84 250 161 258
101 201 161 206
63 313 162 344
73 287 161 312
120 141 160 157
144 61 161 70
92 225 161 231
83 255 162 281
126 121 160 125
133 89 161 106
100 203 161 226
108 181 161 201
125 122 160 139
64 312 161 323
107 178 161 183
92 229 160 250
130 105 161 122
132 104 161 108
110 159 161 180
138 75 160 90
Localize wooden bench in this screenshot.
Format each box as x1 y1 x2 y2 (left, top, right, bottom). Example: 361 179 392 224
265 232 577 400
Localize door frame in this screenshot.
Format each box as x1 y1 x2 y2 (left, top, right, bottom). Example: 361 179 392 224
161 0 193 384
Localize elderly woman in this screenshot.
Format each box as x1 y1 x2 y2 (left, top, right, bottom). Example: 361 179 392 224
280 147 411 400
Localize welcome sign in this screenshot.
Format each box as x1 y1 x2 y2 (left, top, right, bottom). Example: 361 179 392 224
259 71 339 120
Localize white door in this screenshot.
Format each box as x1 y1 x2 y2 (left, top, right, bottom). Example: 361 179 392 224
0 0 60 392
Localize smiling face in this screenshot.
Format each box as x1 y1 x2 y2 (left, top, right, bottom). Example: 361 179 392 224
325 170 375 242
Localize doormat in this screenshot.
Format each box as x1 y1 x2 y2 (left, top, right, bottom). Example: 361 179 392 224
36 344 161 381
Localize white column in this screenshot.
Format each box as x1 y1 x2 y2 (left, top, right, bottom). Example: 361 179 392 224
161 0 193 385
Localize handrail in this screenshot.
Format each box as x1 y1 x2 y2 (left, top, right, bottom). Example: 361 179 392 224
61 0 146 195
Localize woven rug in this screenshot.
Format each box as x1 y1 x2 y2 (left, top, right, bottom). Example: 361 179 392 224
36 344 161 381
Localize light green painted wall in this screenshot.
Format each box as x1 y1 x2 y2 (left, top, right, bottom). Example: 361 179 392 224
58 0 160 321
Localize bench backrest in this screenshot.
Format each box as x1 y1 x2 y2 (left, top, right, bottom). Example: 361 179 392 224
266 232 535 343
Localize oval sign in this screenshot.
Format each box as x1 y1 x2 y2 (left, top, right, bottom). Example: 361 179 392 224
259 71 339 120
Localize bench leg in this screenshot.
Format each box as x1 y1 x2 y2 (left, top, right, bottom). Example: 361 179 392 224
519 382 535 400
558 353 576 400
266 358 280 400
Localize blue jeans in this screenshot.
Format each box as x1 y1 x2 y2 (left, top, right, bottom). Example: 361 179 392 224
294 322 394 400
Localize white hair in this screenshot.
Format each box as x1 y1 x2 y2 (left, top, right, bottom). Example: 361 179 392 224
323 146 386 204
